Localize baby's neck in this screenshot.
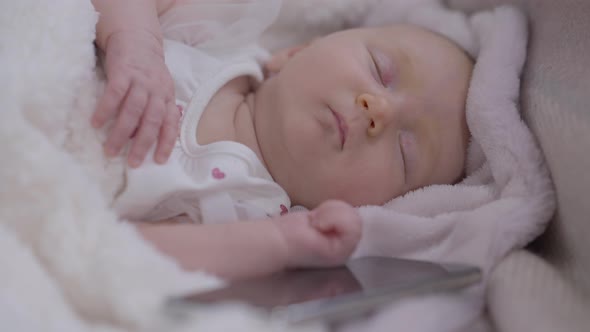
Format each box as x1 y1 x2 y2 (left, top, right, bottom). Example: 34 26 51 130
195 76 266 167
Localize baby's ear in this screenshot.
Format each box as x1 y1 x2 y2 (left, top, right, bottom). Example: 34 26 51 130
264 43 309 76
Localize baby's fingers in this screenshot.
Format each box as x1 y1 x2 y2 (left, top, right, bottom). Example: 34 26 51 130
155 101 182 164
310 201 362 241
310 216 338 234
308 202 362 265
104 84 148 157
92 78 129 129
127 97 167 167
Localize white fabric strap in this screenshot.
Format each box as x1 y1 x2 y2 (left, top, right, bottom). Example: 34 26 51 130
199 192 239 224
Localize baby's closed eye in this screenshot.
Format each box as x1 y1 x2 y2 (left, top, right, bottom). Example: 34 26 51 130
368 47 396 88
399 130 417 184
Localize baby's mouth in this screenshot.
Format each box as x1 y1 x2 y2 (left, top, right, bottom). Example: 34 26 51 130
329 107 348 149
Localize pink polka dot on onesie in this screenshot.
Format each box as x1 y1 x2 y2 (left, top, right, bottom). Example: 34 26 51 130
211 167 226 180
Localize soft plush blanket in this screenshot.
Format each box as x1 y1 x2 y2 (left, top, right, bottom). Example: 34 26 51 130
0 0 554 332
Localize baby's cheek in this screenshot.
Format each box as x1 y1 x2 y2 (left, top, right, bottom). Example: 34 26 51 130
343 158 401 206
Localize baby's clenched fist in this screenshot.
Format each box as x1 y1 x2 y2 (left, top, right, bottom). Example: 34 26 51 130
276 200 362 269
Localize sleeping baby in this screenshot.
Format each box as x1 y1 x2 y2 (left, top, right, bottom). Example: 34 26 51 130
91 0 473 280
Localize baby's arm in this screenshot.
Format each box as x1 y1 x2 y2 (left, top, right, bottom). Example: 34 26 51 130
93 0 174 52
135 201 361 280
91 0 179 167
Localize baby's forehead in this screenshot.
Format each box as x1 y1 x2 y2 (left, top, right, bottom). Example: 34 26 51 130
369 24 474 70
369 24 461 50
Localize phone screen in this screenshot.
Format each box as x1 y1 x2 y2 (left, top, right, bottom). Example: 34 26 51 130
169 257 481 324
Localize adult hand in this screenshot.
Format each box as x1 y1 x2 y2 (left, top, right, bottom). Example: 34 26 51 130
92 30 180 167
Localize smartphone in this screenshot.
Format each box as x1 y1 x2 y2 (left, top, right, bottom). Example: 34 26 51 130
166 257 481 325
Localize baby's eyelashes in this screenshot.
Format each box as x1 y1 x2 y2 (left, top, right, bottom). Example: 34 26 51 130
369 48 395 88
399 130 417 185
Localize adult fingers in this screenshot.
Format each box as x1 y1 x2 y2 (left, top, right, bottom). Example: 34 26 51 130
127 96 167 167
103 83 148 157
92 77 129 128
154 101 181 164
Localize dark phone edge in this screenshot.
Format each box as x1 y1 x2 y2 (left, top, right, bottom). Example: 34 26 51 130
164 263 481 325
275 266 482 324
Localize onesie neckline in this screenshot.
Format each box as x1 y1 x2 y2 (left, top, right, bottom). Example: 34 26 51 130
179 61 273 180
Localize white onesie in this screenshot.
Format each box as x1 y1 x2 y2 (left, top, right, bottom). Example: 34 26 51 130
113 0 290 224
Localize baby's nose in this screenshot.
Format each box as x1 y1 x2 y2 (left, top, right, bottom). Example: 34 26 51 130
356 93 395 137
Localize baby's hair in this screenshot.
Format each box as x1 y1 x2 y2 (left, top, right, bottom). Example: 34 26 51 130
406 23 474 187
414 24 476 63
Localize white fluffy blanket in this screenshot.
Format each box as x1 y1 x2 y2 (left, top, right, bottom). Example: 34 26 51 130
0 0 554 332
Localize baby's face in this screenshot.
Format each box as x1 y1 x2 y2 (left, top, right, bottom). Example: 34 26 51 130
254 24 473 208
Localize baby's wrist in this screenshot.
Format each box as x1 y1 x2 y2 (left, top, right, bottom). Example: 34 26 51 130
273 211 315 270
104 29 164 56
269 215 295 270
